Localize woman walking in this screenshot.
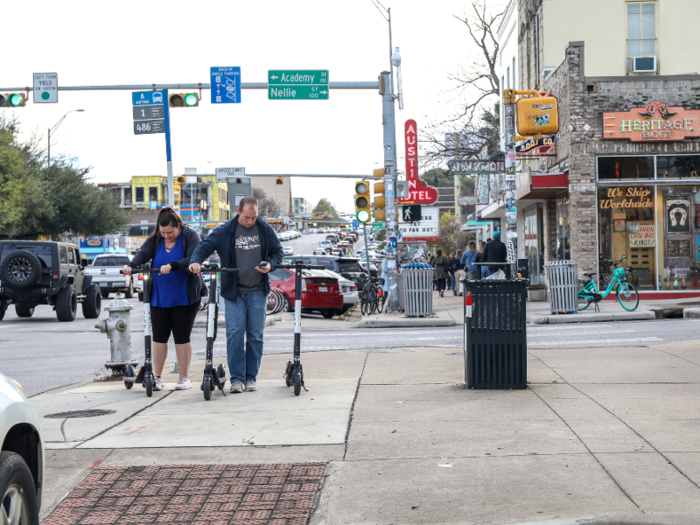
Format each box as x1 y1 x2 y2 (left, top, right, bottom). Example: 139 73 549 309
454 249 467 295
475 241 487 278
432 249 449 298
462 242 479 281
123 207 204 391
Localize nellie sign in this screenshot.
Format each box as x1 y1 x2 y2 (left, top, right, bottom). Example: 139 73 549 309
268 70 328 100
448 159 505 175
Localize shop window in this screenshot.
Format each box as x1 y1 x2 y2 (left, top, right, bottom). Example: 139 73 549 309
135 187 145 202
627 2 656 57
598 186 656 290
658 186 700 290
524 205 544 285
598 156 654 180
556 198 570 260
149 187 158 201
657 156 700 180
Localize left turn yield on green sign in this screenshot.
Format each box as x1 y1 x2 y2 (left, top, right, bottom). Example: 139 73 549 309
33 73 58 103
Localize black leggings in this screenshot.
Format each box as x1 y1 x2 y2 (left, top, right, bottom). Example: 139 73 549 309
150 302 199 344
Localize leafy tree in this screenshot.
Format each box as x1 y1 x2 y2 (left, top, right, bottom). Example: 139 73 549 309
252 187 278 218
439 211 473 255
312 198 341 227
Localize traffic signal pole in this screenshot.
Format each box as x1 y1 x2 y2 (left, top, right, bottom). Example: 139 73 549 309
163 89 175 208
380 71 400 312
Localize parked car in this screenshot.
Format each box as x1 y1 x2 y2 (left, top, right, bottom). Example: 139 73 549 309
359 261 380 278
283 246 294 256
282 255 370 291
86 253 134 298
135 272 144 301
269 268 343 318
323 270 359 312
0 240 102 322
0 371 44 525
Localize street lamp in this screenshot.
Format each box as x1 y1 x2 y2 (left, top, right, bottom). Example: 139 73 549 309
391 47 404 110
48 109 85 166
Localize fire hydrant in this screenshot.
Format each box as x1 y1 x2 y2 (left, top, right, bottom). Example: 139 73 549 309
96 294 138 377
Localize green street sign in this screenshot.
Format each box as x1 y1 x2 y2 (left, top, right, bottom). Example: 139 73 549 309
371 223 385 229
268 70 329 100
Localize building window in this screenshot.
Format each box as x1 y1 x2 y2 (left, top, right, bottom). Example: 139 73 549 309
149 187 158 201
556 198 570 260
597 156 654 180
506 67 510 89
534 13 540 87
135 187 144 202
627 2 656 56
512 57 516 90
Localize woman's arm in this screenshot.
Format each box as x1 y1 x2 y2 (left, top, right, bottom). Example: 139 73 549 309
169 227 201 271
128 236 157 268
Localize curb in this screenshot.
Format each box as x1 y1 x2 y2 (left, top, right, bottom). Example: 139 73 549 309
528 310 655 324
193 316 276 328
358 318 456 328
683 307 700 318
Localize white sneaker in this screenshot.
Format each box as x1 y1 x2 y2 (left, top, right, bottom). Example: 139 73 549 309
245 380 257 392
230 381 244 393
154 377 164 391
175 377 191 390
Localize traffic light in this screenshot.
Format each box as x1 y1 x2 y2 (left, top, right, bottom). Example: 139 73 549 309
276 177 284 185
0 93 26 107
169 93 199 107
372 168 385 222
355 181 371 223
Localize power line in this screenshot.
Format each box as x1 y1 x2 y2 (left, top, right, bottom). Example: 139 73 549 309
370 0 388 21
374 0 389 12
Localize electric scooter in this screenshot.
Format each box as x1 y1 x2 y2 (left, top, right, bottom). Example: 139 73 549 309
122 265 158 396
198 264 239 400
275 261 326 396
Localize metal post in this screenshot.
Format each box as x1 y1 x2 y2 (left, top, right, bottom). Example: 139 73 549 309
381 71 400 311
47 128 51 166
363 224 372 282
503 92 517 277
163 88 174 208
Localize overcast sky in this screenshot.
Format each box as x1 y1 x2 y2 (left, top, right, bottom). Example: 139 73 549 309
3 0 505 214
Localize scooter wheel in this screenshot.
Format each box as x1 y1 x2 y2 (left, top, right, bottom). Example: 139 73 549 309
203 378 212 401
293 372 301 397
145 376 153 397
285 361 293 387
125 381 133 390
124 365 134 389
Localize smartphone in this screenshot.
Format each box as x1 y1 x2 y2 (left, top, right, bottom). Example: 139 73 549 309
258 262 268 268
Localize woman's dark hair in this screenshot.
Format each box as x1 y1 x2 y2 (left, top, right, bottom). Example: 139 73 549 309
149 207 186 241
436 249 443 256
468 241 476 250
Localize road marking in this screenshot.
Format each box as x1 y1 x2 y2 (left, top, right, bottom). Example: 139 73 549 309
528 325 623 332
527 330 635 338
529 337 663 347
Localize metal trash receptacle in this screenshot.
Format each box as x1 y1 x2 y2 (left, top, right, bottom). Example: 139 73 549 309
402 263 434 317
463 279 528 389
545 260 579 314
397 271 405 312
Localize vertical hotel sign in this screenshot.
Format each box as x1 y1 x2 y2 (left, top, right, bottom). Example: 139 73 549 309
400 119 438 205
603 101 700 142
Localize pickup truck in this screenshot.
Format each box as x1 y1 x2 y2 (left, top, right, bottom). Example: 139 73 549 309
85 254 134 298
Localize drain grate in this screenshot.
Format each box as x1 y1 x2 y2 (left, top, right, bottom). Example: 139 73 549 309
45 409 116 419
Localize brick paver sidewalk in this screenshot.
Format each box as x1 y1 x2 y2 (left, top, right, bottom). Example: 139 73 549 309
43 462 326 525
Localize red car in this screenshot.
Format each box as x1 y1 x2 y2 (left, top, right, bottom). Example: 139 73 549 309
269 268 343 319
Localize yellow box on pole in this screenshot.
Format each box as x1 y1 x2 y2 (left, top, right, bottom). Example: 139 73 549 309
516 95 559 135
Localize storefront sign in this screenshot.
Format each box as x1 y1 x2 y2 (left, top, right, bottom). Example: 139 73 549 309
599 187 653 209
447 158 505 175
459 196 477 206
629 225 656 247
603 101 700 142
405 119 418 178
398 206 439 240
475 174 489 205
515 134 556 155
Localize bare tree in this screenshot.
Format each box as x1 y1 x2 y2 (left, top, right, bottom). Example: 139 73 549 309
420 0 507 167
252 187 278 218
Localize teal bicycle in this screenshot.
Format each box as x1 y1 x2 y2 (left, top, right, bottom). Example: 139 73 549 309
578 255 639 312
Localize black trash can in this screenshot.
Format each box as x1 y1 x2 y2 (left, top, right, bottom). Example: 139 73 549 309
463 279 529 389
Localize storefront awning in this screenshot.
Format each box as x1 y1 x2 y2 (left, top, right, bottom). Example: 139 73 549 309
516 171 569 200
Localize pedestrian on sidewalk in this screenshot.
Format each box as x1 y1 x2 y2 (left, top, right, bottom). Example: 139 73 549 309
432 249 449 297
461 241 479 281
123 207 204 391
453 250 467 295
475 241 487 278
189 197 284 394
448 252 459 295
483 231 510 278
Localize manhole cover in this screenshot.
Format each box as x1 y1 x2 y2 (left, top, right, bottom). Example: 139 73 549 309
45 409 116 419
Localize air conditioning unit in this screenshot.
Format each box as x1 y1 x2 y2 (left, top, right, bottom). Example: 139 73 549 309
633 56 657 73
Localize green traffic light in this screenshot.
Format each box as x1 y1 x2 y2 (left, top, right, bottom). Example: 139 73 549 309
8 94 22 107
184 93 198 106
356 210 370 223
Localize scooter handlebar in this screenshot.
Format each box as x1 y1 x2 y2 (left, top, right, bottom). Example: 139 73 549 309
121 267 160 274
198 265 239 274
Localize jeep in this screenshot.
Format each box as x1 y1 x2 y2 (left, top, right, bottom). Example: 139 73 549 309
0 241 102 322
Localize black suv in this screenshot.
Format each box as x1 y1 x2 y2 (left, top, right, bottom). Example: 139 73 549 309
0 241 101 322
282 255 375 288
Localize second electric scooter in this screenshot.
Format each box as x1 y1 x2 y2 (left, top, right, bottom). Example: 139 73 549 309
275 261 326 396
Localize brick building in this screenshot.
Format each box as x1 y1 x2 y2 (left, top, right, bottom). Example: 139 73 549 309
512 0 700 297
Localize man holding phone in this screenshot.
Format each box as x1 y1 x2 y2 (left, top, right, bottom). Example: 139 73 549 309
189 197 284 393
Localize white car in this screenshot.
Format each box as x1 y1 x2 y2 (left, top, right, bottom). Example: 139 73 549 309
324 270 359 311
283 246 294 255
313 248 326 255
319 240 333 253
0 371 44 524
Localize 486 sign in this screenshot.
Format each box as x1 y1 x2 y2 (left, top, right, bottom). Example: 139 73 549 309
133 120 165 135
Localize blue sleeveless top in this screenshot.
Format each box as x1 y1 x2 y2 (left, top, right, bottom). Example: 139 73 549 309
151 235 189 308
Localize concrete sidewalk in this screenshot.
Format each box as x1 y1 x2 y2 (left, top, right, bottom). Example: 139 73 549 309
34 334 700 524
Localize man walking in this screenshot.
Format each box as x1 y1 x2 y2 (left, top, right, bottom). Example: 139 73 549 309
482 231 510 278
189 197 284 393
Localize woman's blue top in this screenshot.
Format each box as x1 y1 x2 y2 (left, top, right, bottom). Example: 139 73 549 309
151 235 189 308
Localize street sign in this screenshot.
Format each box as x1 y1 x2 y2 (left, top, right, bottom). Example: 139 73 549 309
210 67 241 104
134 120 165 135
133 105 164 120
33 73 58 103
268 70 329 100
352 219 359 229
402 205 422 222
215 167 245 183
371 223 385 229
132 90 165 106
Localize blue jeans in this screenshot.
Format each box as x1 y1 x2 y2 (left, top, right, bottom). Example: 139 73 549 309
224 290 267 384
450 274 457 292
